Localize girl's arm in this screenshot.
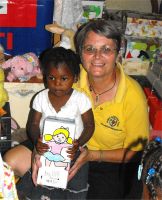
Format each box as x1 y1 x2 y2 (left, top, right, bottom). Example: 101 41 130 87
78 108 95 146
68 108 94 159
26 108 49 154
26 108 42 145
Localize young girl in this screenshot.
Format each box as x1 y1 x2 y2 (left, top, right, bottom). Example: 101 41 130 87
27 47 95 199
139 137 162 200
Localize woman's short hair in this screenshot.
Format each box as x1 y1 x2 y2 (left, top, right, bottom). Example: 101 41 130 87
74 19 122 56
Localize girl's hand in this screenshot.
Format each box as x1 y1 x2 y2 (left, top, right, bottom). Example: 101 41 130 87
68 146 89 181
67 139 79 160
36 137 49 155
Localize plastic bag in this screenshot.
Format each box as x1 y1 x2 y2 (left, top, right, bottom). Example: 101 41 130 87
54 0 83 29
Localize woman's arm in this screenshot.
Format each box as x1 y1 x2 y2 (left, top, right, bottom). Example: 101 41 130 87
31 150 41 186
68 147 139 181
87 148 138 163
31 145 138 183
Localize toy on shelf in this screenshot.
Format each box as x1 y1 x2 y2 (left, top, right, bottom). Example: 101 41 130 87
0 68 8 116
1 52 43 82
45 23 75 50
45 0 84 51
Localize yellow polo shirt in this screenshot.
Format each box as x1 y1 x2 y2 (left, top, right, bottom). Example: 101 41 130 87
73 63 149 151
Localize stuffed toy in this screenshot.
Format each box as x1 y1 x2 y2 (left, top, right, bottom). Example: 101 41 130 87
45 23 75 51
0 68 9 116
2 52 42 82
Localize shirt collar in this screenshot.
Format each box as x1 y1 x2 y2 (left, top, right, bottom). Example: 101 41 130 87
73 62 127 103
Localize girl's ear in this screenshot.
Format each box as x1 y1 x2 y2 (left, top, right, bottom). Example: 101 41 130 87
74 75 78 83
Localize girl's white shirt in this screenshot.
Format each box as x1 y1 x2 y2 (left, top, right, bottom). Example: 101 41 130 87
32 89 92 139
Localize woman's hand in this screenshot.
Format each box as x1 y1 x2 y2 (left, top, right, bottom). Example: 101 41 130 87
31 151 41 186
36 137 49 155
68 146 89 181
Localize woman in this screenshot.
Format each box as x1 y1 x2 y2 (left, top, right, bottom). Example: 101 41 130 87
5 19 150 199
32 19 150 199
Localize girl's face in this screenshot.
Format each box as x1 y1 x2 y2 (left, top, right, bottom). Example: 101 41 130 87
53 133 66 144
81 31 118 79
47 64 75 97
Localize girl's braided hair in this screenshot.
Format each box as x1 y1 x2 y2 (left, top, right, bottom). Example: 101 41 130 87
140 137 162 200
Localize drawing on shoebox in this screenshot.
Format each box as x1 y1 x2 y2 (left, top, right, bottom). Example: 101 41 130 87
37 116 76 189
43 126 73 171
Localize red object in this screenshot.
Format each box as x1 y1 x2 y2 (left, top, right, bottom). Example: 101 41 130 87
0 0 37 27
144 87 162 130
0 33 5 37
0 32 13 50
126 51 132 59
6 33 13 49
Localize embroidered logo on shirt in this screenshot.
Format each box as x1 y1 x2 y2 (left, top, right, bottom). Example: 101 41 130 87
107 116 119 127
101 116 122 131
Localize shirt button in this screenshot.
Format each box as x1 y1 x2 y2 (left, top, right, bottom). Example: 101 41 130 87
100 107 103 110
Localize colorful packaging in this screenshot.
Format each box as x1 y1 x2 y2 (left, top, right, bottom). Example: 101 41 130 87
0 154 18 200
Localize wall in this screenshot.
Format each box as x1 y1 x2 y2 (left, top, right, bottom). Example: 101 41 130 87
105 0 152 13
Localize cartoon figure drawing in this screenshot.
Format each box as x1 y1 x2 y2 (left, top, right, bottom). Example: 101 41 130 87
43 126 73 170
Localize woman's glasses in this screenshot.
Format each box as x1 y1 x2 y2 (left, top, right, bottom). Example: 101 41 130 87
82 45 117 56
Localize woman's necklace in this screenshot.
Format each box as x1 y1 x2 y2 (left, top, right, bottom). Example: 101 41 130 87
89 72 116 104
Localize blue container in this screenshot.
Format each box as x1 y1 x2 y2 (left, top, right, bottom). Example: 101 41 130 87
0 0 54 56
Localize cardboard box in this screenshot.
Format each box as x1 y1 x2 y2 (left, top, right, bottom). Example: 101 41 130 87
123 59 150 75
4 82 44 128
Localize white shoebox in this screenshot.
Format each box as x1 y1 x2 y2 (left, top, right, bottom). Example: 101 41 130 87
37 116 76 189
